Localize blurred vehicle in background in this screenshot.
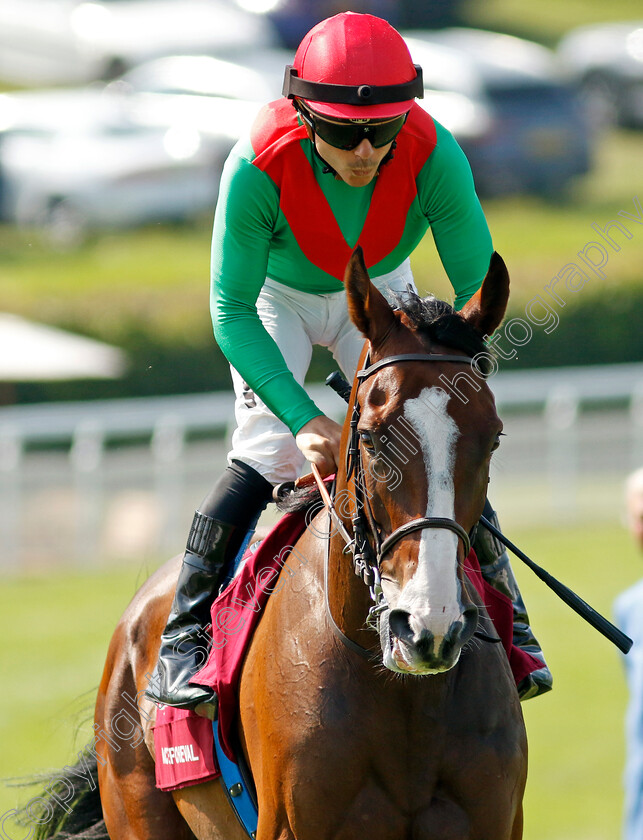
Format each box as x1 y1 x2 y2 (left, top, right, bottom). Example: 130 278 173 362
404 28 593 197
0 24 595 246
231 0 467 49
111 49 292 142
557 21 643 130
252 0 398 50
0 88 222 247
112 30 593 200
0 0 279 85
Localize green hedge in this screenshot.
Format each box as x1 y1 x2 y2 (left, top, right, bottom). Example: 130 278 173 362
502 286 643 370
11 285 643 405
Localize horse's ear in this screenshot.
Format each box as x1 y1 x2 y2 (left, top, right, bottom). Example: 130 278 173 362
345 246 397 346
460 252 510 337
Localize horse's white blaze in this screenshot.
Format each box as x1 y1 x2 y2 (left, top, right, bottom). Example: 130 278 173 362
396 386 461 640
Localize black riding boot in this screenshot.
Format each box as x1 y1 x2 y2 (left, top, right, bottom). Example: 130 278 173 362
145 460 273 713
474 499 553 701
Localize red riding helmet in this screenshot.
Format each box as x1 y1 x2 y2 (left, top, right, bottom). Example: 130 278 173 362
283 12 423 120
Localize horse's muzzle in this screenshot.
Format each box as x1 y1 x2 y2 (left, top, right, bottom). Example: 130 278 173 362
385 604 479 674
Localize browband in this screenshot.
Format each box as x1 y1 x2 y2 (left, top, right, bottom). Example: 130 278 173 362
357 353 473 381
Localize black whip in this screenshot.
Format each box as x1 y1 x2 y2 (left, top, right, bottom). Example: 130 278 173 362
479 515 632 654
325 370 353 403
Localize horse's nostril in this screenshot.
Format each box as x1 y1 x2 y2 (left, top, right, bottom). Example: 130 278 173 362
463 605 479 637
389 609 414 644
443 620 463 647
389 609 435 659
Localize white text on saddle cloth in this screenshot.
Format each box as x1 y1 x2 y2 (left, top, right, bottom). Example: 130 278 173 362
161 744 200 765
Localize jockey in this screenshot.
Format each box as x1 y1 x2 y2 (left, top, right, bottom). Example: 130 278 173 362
146 12 552 713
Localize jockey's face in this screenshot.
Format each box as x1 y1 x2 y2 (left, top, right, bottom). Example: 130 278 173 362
298 104 402 187
314 134 393 186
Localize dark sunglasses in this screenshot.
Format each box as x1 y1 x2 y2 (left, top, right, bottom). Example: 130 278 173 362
298 106 407 150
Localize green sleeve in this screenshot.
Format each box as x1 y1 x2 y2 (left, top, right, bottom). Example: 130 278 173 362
418 121 493 310
210 145 322 435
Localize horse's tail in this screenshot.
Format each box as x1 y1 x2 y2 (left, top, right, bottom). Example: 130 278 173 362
13 746 108 839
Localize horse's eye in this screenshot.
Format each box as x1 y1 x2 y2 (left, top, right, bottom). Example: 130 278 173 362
359 430 376 450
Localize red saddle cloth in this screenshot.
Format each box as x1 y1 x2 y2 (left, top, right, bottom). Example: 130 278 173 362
155 505 542 790
154 706 219 792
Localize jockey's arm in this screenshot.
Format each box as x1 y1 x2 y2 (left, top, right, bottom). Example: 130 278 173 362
419 120 494 310
210 148 325 438
209 122 493 479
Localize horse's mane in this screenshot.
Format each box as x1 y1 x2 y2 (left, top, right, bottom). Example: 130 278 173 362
391 287 490 371
277 483 321 514
277 288 492 514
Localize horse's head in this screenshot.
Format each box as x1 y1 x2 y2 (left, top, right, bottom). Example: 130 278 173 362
344 247 509 676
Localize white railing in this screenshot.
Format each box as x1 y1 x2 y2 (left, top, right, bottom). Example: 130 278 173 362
2 363 643 567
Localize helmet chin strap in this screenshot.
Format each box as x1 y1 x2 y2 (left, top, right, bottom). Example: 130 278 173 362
311 129 336 176
380 141 397 168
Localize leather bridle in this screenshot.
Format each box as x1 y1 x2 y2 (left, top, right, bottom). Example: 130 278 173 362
312 347 502 659
345 351 473 592
314 348 500 659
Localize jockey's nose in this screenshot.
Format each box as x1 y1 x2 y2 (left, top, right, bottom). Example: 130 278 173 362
353 138 376 158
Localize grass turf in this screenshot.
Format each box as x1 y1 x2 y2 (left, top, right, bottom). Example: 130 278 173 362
0 521 639 838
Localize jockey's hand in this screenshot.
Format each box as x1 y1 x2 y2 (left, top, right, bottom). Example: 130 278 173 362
295 415 342 477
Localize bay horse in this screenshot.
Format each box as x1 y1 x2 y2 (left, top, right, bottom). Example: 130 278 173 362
38 248 526 839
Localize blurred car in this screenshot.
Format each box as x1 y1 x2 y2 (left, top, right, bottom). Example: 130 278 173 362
557 21 643 129
111 49 293 142
254 0 400 50
0 88 223 247
0 26 594 247
0 0 279 85
403 28 593 197
229 0 467 49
